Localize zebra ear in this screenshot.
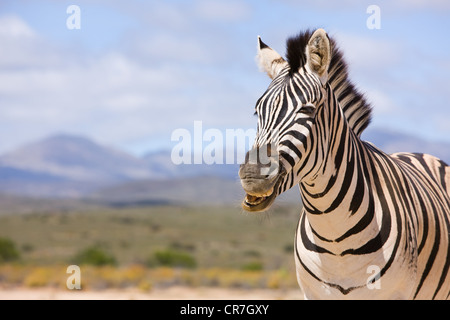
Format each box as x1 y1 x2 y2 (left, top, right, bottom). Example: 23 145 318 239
256 36 287 79
306 28 331 85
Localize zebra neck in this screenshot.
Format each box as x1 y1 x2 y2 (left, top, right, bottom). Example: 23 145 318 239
299 90 372 243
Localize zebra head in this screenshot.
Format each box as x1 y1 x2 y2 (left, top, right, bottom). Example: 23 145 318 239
239 28 332 212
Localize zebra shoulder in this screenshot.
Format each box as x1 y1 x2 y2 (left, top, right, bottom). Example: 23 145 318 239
391 152 450 199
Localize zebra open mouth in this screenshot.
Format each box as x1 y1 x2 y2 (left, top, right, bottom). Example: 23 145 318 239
243 186 277 211
244 188 274 206
242 174 284 212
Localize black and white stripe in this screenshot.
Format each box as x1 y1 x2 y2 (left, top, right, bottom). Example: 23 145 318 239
251 30 450 299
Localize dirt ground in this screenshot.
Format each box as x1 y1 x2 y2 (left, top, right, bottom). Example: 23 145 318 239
0 286 304 300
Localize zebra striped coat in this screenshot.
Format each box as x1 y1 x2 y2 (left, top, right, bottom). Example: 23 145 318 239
239 29 450 299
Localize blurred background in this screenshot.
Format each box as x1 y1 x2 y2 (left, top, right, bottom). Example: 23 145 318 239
0 0 449 299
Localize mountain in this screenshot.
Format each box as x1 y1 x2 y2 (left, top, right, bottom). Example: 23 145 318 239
89 175 302 207
142 150 240 179
90 176 243 206
0 134 241 198
0 134 158 197
1 129 450 201
0 165 75 198
0 134 155 182
363 128 450 164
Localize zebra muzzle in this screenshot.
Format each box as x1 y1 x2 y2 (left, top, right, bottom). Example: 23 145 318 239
240 166 286 212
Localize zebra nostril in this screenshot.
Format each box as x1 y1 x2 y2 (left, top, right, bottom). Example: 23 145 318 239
265 144 272 157
243 145 279 177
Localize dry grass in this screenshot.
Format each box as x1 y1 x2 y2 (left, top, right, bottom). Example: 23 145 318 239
0 264 298 291
0 204 303 298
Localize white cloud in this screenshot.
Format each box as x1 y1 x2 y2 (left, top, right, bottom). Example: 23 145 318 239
0 13 257 155
194 0 251 22
0 15 40 68
130 33 210 64
333 33 401 72
0 15 34 37
0 1 448 156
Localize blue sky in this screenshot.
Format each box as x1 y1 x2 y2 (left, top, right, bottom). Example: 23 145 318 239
0 0 449 156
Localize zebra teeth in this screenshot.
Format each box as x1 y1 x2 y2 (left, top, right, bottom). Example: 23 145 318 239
245 194 267 206
247 187 274 198
245 187 275 206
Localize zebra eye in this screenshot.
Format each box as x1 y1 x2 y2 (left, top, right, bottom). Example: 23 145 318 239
301 105 316 116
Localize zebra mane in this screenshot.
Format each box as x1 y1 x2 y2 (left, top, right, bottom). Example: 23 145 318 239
286 30 372 137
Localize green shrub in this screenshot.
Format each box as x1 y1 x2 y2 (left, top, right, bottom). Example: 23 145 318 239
72 246 116 266
147 249 197 269
283 243 294 253
241 261 263 271
0 237 20 263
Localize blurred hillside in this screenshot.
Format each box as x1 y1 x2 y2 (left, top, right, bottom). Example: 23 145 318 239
0 128 449 204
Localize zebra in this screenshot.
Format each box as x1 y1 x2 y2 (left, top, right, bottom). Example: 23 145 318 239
238 28 450 299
